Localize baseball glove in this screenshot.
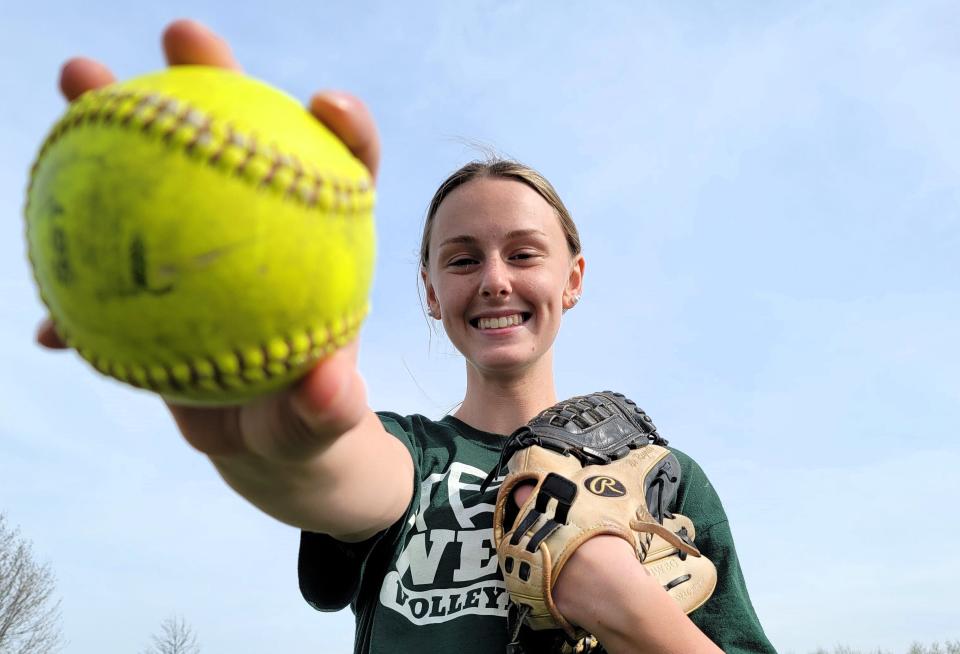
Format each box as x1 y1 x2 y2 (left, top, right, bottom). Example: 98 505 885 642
482 391 717 653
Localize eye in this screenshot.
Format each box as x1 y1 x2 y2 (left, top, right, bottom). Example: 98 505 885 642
448 257 478 267
509 251 540 262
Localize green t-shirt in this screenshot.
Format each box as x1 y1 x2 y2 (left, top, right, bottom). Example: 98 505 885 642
299 413 777 654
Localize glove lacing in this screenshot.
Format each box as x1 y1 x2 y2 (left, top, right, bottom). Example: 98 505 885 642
481 391 668 492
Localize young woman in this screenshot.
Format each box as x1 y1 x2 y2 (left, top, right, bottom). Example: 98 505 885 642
40 19 776 654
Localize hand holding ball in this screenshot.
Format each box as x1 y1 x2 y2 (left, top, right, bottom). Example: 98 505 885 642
25 66 375 405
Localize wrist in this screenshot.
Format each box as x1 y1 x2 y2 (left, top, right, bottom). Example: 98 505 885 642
553 535 646 632
553 535 722 654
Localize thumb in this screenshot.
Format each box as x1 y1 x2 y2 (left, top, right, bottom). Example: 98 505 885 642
289 340 367 438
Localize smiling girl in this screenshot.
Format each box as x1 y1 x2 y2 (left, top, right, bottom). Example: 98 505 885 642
39 19 776 654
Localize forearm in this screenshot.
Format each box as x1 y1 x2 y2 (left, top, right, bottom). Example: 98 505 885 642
164 353 416 540
554 536 723 654
210 409 414 539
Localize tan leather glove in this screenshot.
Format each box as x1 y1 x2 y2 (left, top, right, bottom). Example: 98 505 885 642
483 392 718 652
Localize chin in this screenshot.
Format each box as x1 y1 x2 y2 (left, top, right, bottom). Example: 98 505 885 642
468 350 543 376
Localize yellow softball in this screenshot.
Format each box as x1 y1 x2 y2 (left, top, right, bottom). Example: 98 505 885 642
25 66 375 405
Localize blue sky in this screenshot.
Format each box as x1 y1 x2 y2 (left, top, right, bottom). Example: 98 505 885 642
2 1 958 652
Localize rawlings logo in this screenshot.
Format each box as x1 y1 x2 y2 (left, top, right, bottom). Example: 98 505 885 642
584 476 626 497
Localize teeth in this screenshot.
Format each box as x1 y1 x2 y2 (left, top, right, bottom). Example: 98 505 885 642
478 314 523 330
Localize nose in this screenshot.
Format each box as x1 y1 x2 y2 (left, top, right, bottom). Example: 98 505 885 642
479 258 511 298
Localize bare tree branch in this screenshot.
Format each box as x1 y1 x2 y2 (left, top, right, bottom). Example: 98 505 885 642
141 615 200 654
0 513 64 654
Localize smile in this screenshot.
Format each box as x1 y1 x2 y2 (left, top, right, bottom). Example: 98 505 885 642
470 313 531 330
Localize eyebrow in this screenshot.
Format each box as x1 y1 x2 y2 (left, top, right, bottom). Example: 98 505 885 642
437 229 548 249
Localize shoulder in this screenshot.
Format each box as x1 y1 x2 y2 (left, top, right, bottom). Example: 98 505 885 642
665 446 711 489
375 411 509 447
663 446 729 532
375 411 465 452
376 411 447 435
374 412 506 475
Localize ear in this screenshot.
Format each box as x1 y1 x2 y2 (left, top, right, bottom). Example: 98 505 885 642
563 254 585 310
420 266 441 319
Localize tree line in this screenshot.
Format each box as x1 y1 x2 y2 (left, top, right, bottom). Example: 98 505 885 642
0 513 198 653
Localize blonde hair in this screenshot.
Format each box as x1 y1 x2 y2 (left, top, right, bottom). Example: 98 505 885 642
418 159 582 270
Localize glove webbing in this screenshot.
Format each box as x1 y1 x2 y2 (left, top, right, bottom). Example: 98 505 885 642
481 391 668 492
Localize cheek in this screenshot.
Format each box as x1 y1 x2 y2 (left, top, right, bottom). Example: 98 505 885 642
528 268 569 304
434 278 469 314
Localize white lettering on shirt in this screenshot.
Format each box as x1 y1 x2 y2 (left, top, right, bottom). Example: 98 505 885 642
380 460 509 625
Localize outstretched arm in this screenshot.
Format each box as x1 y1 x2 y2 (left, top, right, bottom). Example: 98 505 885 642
37 19 412 542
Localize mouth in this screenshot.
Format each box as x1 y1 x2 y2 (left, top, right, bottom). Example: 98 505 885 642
470 312 532 330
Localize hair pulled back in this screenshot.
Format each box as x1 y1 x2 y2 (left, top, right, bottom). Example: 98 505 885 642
418 159 582 271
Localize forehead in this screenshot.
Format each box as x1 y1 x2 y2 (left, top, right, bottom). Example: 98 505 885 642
430 177 564 245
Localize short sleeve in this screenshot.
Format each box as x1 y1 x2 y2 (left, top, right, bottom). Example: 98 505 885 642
671 450 778 653
297 413 424 612
689 520 777 653
299 529 386 611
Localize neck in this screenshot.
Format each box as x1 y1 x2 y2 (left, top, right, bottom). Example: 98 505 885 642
452 351 558 435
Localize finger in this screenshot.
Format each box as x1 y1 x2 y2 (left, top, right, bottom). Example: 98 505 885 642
59 57 116 102
35 319 68 349
309 92 381 181
162 18 241 70
512 481 536 508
